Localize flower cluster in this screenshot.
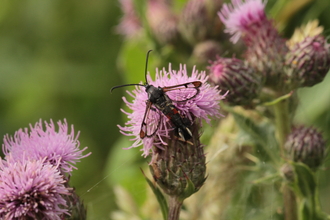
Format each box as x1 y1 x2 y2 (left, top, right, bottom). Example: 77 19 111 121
0 119 91 219
219 0 288 85
118 0 330 105
207 0 330 106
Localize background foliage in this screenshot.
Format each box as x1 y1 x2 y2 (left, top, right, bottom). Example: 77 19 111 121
0 0 329 219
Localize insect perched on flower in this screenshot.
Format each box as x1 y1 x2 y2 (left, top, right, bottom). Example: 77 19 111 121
111 50 202 141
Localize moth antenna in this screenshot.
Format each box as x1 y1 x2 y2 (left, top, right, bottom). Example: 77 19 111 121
145 50 152 84
110 84 145 93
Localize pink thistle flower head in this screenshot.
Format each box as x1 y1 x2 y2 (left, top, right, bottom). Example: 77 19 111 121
118 64 225 158
219 0 267 43
0 155 70 220
2 119 91 175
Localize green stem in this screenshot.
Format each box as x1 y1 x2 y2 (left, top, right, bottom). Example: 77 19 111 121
168 196 183 220
312 177 325 220
273 96 297 220
273 96 291 157
283 186 298 220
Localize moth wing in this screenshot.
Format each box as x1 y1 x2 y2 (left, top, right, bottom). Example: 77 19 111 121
163 81 201 102
140 101 162 138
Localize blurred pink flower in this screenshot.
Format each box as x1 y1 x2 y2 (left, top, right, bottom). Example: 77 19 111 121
219 0 267 44
116 0 142 38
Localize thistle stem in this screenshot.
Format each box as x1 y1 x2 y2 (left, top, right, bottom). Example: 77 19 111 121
168 196 183 220
273 97 291 157
273 96 297 220
282 186 298 220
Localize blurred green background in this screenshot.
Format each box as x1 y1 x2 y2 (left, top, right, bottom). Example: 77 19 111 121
0 0 330 219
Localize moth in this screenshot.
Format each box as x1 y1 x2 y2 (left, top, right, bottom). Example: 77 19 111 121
111 50 201 140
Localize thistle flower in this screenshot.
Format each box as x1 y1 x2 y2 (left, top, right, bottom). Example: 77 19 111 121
118 64 225 218
219 0 288 86
116 0 142 38
285 22 330 88
0 156 70 220
118 64 225 158
2 119 91 175
284 126 326 170
219 0 267 44
208 57 261 105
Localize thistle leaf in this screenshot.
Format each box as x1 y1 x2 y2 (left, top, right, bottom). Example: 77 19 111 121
291 162 316 198
180 173 202 200
142 169 168 220
225 107 279 163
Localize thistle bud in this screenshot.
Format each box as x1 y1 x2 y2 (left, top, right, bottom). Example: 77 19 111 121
280 163 295 182
192 40 222 64
285 35 330 88
149 120 206 199
207 57 262 106
285 126 326 170
286 20 324 48
179 0 223 45
64 188 87 220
